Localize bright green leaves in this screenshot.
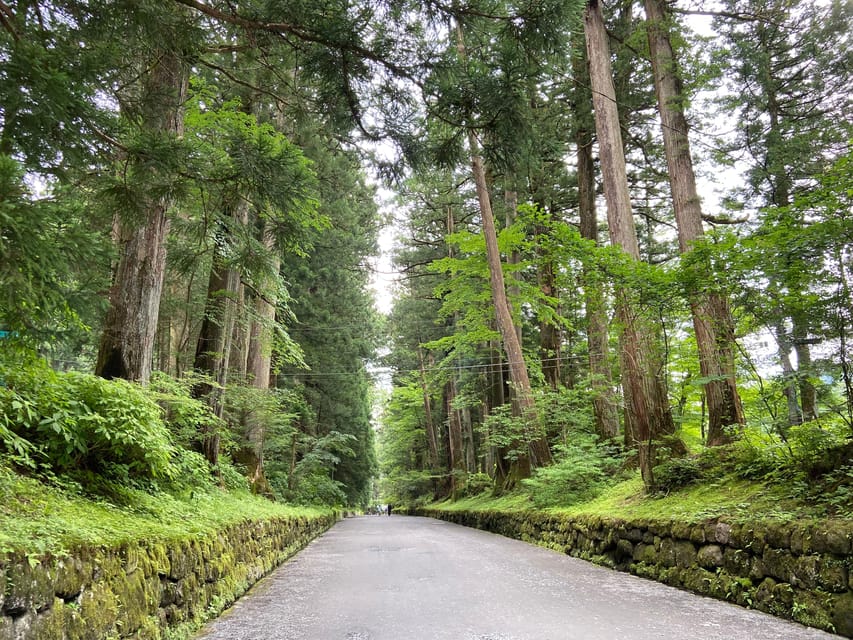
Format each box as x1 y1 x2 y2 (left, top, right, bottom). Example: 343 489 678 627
0 155 111 346
0 357 175 482
185 84 323 247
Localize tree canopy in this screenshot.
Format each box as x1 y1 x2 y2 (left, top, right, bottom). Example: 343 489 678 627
0 0 850 511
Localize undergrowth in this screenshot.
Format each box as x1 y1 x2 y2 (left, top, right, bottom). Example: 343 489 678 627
0 463 330 557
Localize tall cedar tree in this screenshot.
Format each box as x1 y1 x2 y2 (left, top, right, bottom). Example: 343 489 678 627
584 0 675 487
643 0 744 445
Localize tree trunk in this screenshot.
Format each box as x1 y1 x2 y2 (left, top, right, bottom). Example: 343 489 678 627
793 313 818 421
644 0 744 446
533 201 562 390
574 39 620 441
96 50 188 383
445 380 466 497
504 189 523 347
774 322 803 427
238 224 279 494
455 22 551 478
585 0 676 487
193 202 247 466
470 145 552 471
417 346 440 468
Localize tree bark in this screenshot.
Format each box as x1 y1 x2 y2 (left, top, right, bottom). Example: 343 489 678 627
238 223 279 494
644 0 744 446
574 39 620 441
417 346 440 468
96 50 188 383
455 22 551 478
470 145 552 472
585 0 676 487
445 379 466 497
774 322 803 427
793 313 818 421
193 201 248 466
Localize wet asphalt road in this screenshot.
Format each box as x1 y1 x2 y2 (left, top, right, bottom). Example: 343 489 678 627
195 515 838 640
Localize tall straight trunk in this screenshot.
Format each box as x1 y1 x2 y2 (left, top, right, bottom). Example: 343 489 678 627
774 323 803 427
644 0 744 446
245 228 279 384
229 282 248 379
462 405 476 473
470 144 551 472
532 200 562 390
193 201 248 466
445 380 466 497
504 189 523 347
417 346 440 468
96 50 188 383
585 0 675 487
574 40 620 441
758 19 815 426
793 313 817 421
237 224 279 494
455 23 551 478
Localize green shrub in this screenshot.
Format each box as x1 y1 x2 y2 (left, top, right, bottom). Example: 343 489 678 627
522 435 625 508
148 371 225 449
464 472 493 496
653 456 701 493
0 358 175 482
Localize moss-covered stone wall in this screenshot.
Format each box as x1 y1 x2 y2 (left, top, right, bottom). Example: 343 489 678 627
411 508 853 637
0 513 337 640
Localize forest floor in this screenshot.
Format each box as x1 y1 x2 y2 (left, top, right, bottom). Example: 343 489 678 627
0 464 332 556
432 470 852 524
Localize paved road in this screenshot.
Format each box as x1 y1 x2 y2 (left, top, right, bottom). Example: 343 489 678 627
196 515 838 640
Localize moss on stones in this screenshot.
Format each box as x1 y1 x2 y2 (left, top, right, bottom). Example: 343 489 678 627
0 512 336 640
832 591 853 637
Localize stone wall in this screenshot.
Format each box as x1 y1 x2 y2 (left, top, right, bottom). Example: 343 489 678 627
0 513 337 640
411 508 853 637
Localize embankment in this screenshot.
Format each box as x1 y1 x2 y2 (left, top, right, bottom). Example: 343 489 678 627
410 507 852 637
0 512 336 640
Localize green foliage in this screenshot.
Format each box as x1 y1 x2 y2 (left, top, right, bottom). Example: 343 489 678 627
148 371 224 450
521 435 625 509
0 155 111 348
463 472 493 497
652 457 702 493
478 405 537 463
0 357 174 484
380 470 436 507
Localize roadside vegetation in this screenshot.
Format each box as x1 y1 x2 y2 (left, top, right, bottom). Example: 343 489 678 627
0 348 333 557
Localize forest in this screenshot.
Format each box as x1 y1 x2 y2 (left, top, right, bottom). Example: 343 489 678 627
0 0 851 520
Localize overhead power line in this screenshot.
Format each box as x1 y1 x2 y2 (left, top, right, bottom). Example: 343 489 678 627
278 353 588 379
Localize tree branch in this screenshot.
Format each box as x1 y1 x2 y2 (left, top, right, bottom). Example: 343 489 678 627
172 0 417 80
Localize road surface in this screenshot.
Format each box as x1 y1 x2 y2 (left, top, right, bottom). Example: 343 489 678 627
196 515 838 640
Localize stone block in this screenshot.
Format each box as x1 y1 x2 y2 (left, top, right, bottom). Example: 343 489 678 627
674 541 697 569
832 591 853 638
812 524 852 556
689 525 707 545
3 555 54 615
54 556 91 601
763 547 796 583
722 547 751 576
615 539 634 563
816 558 848 593
698 544 724 569
714 522 732 545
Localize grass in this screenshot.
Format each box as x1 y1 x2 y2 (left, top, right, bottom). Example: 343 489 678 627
425 470 850 524
0 464 333 556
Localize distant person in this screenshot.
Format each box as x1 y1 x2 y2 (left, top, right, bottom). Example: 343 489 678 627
386 504 393 516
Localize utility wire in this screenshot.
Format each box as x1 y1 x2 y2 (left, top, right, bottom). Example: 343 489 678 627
278 352 588 379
